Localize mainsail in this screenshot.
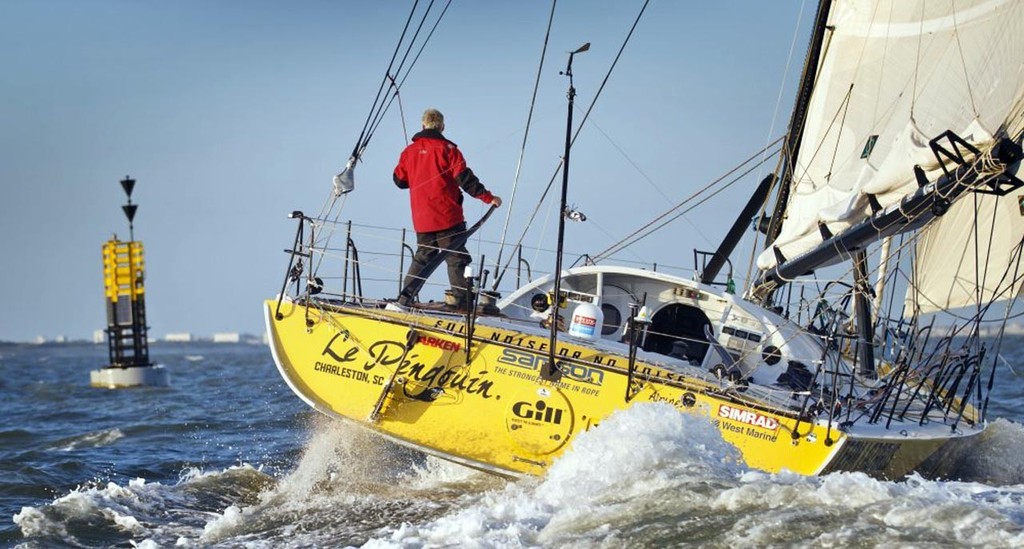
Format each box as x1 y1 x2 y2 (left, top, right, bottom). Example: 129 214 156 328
759 0 1024 310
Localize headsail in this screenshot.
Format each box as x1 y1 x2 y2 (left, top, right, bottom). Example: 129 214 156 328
758 0 1024 281
907 193 1024 314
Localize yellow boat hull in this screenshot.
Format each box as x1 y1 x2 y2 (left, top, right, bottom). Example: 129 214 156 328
265 299 975 479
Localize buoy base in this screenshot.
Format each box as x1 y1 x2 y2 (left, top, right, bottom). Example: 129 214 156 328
89 364 169 388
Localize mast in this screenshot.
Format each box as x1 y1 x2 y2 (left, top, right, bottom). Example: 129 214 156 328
761 0 833 303
544 42 589 380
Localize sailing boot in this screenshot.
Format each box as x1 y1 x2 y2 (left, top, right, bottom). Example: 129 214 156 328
442 289 470 313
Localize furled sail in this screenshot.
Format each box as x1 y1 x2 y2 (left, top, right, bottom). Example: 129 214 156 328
758 0 1024 278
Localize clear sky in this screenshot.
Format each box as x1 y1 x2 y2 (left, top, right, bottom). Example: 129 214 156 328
0 1 812 342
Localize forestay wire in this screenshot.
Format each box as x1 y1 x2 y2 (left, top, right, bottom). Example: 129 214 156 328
350 0 450 166
359 0 454 160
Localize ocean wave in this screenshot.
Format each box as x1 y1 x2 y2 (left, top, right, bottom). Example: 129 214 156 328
198 415 492 546
14 479 149 543
364 404 1024 548
370 402 744 547
48 428 125 452
11 465 280 547
0 428 35 446
178 462 267 485
955 418 1024 485
12 384 1024 547
709 471 1024 547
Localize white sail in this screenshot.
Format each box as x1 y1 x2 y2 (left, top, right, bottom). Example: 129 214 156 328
759 0 1024 276
907 191 1024 314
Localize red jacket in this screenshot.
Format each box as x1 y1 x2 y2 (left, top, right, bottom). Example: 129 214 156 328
393 129 494 233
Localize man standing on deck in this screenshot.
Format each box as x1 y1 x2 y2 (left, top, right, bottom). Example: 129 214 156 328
394 108 502 310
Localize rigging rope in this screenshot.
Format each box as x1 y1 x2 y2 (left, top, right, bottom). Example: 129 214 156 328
492 0 652 288
310 0 453 280
388 74 409 144
742 0 805 293
744 148 787 295
494 0 558 278
591 137 783 262
351 0 424 162
362 0 454 151
581 116 717 249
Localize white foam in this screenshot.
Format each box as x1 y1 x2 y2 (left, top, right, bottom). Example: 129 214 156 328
15 403 1024 547
539 402 744 501
375 402 744 547
12 505 70 539
711 469 1024 547
178 462 263 485
200 504 244 542
14 479 151 540
368 408 1024 546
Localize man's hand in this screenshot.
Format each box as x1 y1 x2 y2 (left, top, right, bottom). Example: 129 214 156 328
491 196 503 208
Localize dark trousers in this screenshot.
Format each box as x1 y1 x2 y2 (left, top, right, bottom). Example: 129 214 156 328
399 222 470 305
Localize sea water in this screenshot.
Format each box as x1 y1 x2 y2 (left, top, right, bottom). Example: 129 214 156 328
3 340 1024 547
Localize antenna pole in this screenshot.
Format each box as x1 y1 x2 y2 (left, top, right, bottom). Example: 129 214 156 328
545 42 589 380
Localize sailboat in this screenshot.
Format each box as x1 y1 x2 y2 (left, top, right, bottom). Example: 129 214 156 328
265 1 1024 479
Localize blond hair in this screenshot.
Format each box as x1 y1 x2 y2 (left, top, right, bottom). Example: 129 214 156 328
422 108 445 131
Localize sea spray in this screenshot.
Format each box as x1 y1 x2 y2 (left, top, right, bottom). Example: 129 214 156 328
199 414 485 546
371 402 746 547
402 454 502 493
14 479 149 542
199 415 387 543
